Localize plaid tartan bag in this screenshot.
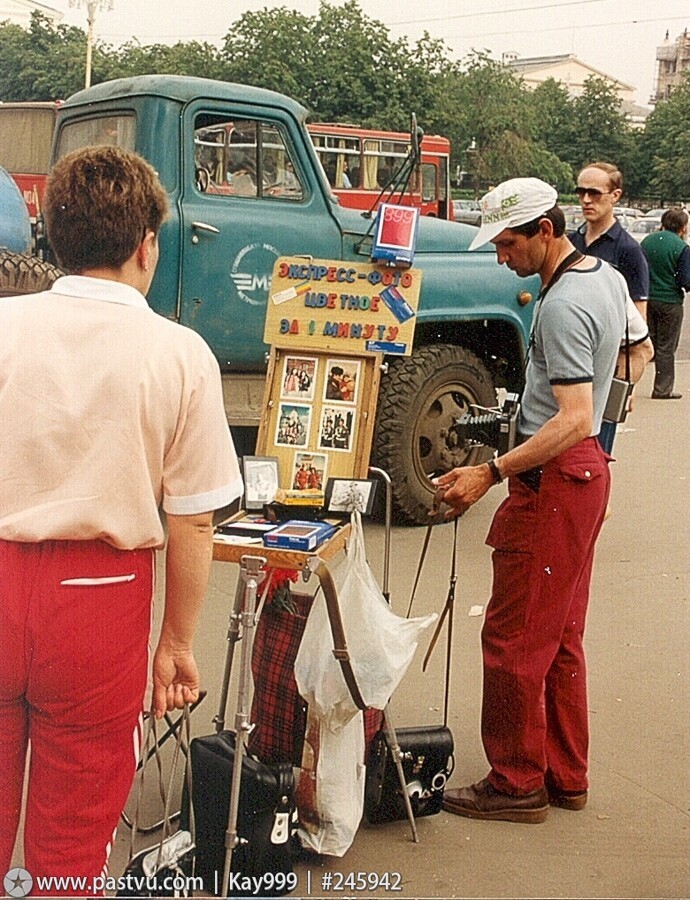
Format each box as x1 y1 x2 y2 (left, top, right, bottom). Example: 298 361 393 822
248 586 382 766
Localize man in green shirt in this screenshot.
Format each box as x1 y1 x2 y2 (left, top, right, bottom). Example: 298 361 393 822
641 208 690 399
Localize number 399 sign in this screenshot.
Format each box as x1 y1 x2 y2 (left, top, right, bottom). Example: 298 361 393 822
371 203 420 266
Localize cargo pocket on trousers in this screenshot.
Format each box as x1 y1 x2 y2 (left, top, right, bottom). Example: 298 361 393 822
556 460 604 486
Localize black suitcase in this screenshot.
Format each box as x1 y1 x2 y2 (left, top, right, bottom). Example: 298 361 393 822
364 725 454 823
184 731 297 897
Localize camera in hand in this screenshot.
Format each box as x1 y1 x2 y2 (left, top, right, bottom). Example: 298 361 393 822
447 393 520 455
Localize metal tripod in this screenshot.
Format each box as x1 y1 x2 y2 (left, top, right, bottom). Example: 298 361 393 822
212 554 267 898
369 466 419 843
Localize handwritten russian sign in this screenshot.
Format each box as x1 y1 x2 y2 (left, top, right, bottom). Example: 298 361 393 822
264 257 422 356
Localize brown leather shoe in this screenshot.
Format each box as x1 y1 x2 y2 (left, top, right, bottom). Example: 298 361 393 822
442 778 549 824
548 787 588 810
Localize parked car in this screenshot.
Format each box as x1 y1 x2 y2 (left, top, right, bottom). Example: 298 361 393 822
614 206 644 219
628 217 661 243
562 204 586 232
643 208 666 218
452 198 482 226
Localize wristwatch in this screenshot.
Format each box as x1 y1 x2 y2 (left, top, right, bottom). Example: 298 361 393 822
486 458 504 485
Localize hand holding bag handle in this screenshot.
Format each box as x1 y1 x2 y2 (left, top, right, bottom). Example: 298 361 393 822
118 705 195 896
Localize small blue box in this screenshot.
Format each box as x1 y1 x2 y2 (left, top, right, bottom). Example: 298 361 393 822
262 519 336 551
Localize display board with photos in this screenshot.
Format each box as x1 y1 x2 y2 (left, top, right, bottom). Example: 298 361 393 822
255 347 382 490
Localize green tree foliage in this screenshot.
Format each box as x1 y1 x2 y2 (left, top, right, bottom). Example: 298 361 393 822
530 78 576 164
568 76 634 173
103 40 224 81
0 11 105 100
446 52 571 191
308 0 409 126
637 71 690 200
219 6 316 103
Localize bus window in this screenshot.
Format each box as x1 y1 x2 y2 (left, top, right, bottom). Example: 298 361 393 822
421 162 438 203
306 123 453 219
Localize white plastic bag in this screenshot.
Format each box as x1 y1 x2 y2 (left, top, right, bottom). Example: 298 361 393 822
294 512 436 731
295 707 365 857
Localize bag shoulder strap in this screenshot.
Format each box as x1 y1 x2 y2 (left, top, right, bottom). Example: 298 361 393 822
309 557 367 711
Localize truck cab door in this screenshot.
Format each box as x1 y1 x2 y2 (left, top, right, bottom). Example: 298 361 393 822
179 102 343 370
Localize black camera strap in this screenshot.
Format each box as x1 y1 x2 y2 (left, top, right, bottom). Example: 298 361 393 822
524 248 586 375
538 248 585 303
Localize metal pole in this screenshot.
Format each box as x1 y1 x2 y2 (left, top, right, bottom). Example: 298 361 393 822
368 466 392 602
212 577 245 734
85 2 95 88
221 555 265 897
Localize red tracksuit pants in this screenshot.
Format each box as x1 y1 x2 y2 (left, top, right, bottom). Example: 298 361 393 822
0 539 154 895
481 437 610 796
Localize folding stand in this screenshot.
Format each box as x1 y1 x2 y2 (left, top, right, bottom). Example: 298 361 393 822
211 480 419 895
369 466 418 843
210 525 350 896
219 554 266 897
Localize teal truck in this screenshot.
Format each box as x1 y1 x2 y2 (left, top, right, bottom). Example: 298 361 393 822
2 75 538 524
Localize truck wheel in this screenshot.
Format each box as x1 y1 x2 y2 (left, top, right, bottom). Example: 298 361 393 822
0 252 62 298
373 344 496 525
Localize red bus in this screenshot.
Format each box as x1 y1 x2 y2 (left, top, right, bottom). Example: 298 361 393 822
0 101 62 226
307 122 454 220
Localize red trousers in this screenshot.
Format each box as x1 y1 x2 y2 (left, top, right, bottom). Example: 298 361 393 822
0 539 154 895
481 438 610 796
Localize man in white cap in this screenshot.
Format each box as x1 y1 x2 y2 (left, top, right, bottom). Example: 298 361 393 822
436 177 626 823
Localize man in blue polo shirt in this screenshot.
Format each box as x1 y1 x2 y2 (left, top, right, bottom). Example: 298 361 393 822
570 161 651 452
570 161 649 317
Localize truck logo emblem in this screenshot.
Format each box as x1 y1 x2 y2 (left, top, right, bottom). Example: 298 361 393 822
230 242 280 306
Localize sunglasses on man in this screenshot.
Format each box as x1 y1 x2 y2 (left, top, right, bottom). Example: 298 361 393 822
575 187 615 199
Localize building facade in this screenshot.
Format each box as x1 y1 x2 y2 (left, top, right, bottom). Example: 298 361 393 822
503 52 649 128
654 29 690 102
0 0 62 27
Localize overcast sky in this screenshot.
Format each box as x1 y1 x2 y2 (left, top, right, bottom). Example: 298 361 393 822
53 0 688 108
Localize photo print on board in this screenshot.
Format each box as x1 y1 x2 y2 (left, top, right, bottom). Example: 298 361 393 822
280 355 318 402
323 357 360 405
291 451 328 491
318 406 356 453
275 403 312 448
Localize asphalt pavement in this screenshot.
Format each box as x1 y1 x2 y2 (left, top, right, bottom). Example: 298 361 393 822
10 361 689 899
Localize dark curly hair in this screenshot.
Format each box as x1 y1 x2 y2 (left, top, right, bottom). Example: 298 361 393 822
44 146 169 272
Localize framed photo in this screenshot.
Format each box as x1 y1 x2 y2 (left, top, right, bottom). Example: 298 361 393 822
242 456 279 510
322 358 360 405
275 402 312 448
318 406 356 453
280 355 318 402
292 451 327 492
325 478 377 516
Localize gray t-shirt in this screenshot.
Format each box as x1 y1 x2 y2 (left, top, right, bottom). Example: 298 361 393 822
520 259 627 437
